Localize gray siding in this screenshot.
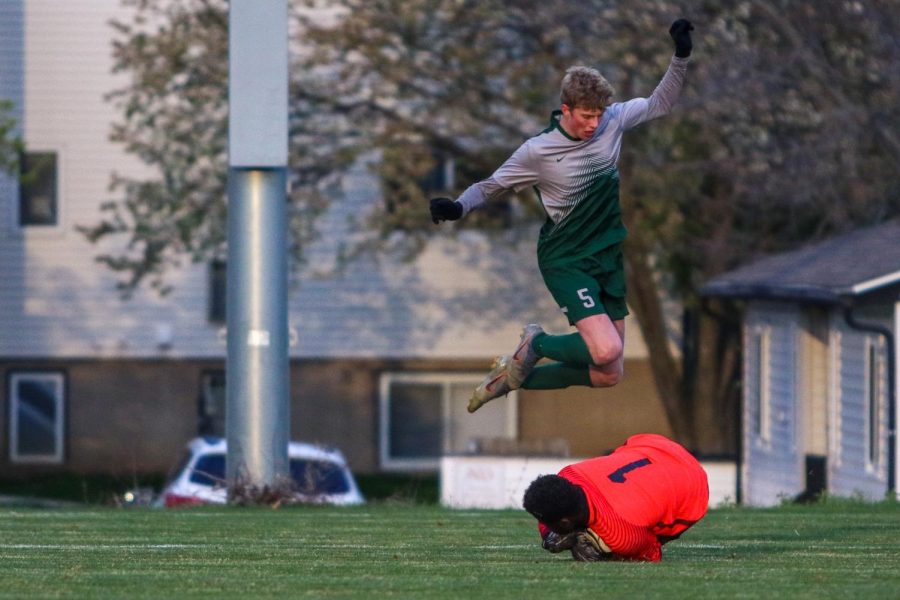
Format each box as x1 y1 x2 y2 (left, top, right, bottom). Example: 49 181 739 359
743 302 803 506
0 0 23 229
0 0 23 118
828 312 890 499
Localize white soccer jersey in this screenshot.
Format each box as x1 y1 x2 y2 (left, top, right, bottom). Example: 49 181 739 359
457 56 689 265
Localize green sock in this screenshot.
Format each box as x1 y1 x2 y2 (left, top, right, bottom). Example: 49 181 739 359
522 362 592 390
532 332 593 366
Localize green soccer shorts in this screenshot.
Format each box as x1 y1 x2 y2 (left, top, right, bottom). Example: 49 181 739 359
539 243 629 325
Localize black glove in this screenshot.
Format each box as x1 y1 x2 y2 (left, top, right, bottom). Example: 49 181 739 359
430 197 463 224
541 531 576 553
669 18 694 58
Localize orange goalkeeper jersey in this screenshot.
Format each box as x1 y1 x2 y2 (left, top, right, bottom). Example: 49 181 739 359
546 433 709 562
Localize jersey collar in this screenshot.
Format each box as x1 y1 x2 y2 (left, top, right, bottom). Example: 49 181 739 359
544 110 582 142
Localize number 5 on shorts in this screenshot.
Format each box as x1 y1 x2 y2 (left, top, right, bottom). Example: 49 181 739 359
577 288 595 308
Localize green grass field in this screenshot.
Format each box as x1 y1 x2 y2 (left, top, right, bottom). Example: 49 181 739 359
1 501 898 599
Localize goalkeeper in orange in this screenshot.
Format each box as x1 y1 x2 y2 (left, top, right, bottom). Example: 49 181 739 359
522 433 709 562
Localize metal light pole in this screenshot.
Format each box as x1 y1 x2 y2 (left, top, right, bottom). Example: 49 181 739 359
226 0 290 499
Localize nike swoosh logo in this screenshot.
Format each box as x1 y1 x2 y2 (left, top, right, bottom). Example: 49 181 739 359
556 156 565 162
513 341 528 360
485 373 505 392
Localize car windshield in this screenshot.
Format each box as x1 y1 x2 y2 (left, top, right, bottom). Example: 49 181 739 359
189 453 350 495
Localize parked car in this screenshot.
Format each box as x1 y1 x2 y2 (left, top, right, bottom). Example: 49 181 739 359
157 436 364 507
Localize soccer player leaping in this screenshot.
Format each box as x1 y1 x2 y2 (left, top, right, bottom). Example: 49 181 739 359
430 19 694 413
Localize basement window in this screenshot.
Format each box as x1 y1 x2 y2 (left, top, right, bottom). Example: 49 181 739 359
8 371 66 464
378 372 518 471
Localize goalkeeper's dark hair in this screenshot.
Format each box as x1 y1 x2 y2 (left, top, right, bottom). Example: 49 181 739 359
523 475 586 524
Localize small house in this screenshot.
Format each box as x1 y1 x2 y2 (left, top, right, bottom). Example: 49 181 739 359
703 221 899 505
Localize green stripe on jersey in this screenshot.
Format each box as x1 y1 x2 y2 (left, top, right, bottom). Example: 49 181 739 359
536 166 625 267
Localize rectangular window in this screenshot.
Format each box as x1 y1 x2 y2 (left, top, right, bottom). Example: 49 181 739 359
865 340 882 467
387 381 443 462
379 373 517 471
208 260 227 323
19 152 58 226
748 328 771 443
199 369 226 437
8 372 65 463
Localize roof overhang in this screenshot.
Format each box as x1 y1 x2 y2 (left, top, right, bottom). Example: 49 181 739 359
703 271 900 305
702 283 841 304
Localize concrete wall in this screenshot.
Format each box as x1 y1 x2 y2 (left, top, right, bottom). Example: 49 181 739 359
441 456 737 509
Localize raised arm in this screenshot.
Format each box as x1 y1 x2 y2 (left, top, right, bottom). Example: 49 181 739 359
617 19 694 130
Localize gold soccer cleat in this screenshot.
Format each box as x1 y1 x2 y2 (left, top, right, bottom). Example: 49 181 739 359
468 355 512 413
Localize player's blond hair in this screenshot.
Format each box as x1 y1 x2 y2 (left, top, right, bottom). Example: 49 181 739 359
560 66 614 110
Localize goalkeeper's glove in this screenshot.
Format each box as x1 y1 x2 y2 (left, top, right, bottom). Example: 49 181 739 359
430 197 463 224
669 18 694 58
541 530 576 553
570 529 613 562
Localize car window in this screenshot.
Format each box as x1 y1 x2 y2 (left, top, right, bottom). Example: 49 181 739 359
290 459 350 495
190 453 226 486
